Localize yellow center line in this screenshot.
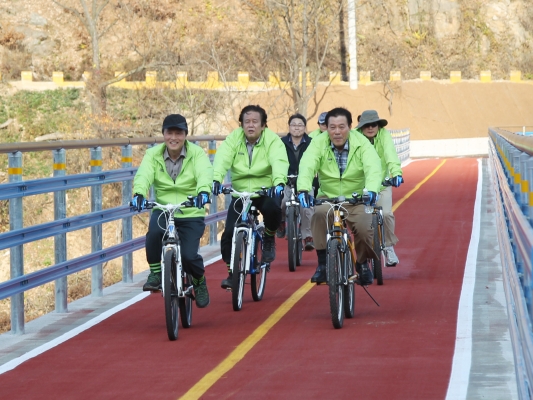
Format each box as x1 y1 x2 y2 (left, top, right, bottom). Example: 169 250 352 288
392 160 447 212
179 281 315 399
180 159 447 400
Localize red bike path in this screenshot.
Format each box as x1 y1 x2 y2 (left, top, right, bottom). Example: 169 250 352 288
0 158 479 399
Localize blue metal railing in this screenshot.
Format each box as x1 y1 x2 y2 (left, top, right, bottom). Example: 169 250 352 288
489 128 533 399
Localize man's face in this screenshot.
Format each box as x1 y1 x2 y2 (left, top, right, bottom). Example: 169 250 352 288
289 118 306 139
242 111 265 142
164 128 187 153
361 122 379 139
327 115 351 149
319 122 327 132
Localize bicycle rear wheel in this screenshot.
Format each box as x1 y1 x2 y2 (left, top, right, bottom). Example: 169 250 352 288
251 232 267 301
179 273 193 328
344 242 355 319
287 207 298 272
296 211 303 266
163 248 179 340
372 214 383 285
231 231 247 311
327 239 344 329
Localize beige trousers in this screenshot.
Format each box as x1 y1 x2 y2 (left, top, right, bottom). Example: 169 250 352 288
377 186 399 247
311 202 375 263
281 188 314 238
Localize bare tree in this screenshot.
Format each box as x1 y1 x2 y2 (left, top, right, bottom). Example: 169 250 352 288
243 0 342 119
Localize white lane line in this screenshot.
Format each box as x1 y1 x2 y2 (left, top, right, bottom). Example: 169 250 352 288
0 255 222 375
445 158 482 399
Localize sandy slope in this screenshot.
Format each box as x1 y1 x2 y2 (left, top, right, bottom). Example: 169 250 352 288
250 80 533 140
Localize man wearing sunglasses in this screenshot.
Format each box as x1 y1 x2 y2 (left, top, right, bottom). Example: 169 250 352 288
356 110 404 266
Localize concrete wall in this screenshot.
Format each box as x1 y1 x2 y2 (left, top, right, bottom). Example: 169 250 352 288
410 138 488 158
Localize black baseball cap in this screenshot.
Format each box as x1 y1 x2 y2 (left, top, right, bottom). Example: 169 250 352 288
162 114 188 134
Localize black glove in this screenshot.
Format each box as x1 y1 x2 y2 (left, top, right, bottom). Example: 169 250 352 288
365 191 378 206
390 175 404 187
212 180 222 196
268 183 285 199
297 191 313 208
132 193 146 212
194 191 210 209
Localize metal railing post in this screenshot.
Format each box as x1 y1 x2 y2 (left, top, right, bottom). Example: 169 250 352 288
519 153 530 215
53 149 68 312
91 147 103 296
121 145 133 283
208 140 217 245
8 152 24 334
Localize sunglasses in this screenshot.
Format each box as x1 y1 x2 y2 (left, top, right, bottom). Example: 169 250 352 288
362 122 379 129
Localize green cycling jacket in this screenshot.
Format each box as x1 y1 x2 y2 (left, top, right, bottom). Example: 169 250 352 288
133 141 213 218
356 127 403 190
213 127 289 193
297 129 382 198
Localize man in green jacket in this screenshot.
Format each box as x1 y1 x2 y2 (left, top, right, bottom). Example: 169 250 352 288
212 105 289 289
308 111 328 138
356 110 403 266
297 107 382 285
132 114 213 308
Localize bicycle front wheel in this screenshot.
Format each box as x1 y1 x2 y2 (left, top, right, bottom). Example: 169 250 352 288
251 232 267 301
179 273 193 328
296 210 303 266
327 239 344 329
372 214 383 285
163 248 180 340
231 231 247 311
287 207 298 272
344 241 355 319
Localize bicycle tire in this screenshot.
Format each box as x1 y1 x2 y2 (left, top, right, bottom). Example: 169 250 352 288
231 231 247 311
296 210 303 266
287 207 298 272
163 248 179 340
251 231 267 301
327 239 344 329
179 272 193 328
344 241 355 319
372 214 383 285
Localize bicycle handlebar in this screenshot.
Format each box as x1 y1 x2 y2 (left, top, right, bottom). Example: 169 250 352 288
222 187 269 197
382 178 392 187
313 193 369 206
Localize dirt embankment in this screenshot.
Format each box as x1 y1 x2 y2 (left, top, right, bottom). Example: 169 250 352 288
253 80 533 140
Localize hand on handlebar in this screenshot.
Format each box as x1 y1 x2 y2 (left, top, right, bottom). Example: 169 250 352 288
268 183 285 199
131 193 146 212
297 190 314 208
390 175 403 187
193 191 211 209
364 191 378 206
212 180 222 196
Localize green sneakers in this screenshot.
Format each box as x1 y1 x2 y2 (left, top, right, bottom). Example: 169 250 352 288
192 276 210 308
143 271 162 291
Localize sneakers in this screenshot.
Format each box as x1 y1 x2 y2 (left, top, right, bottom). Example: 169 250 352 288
262 234 276 263
355 261 373 286
221 272 233 289
304 237 315 251
276 222 286 238
310 264 327 284
143 271 162 291
192 276 210 308
384 246 399 266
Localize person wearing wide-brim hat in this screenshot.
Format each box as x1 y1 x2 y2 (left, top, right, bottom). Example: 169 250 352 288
356 110 404 267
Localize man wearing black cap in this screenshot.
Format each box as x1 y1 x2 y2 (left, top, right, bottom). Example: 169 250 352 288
308 111 328 138
356 109 403 266
132 114 213 308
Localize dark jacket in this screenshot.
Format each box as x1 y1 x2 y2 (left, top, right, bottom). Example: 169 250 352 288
281 133 312 175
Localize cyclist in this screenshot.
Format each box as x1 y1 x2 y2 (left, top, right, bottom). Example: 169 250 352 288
297 107 382 285
308 111 328 138
132 114 213 308
277 113 316 251
356 109 403 266
212 105 289 289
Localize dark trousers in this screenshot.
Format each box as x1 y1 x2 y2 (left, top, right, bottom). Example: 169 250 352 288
221 196 282 264
145 210 206 279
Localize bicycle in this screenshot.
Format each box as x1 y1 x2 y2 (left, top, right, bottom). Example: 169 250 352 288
139 198 196 341
223 187 270 311
284 174 303 272
313 194 365 329
369 179 394 286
